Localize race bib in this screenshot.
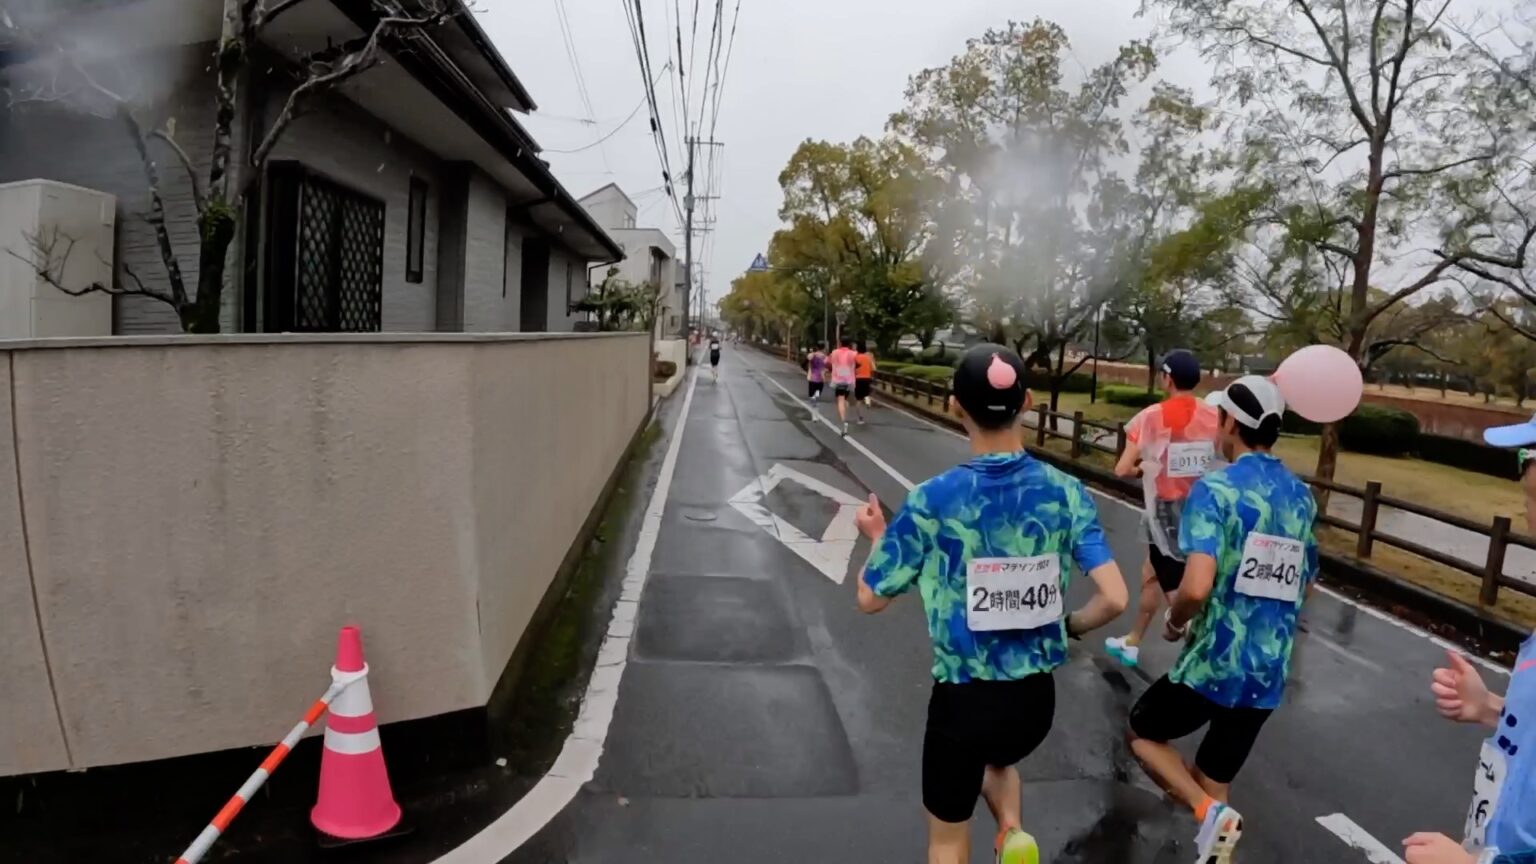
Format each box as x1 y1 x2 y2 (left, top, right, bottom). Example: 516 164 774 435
1165 441 1215 478
966 556 1063 632
1234 532 1305 602
1464 739 1507 849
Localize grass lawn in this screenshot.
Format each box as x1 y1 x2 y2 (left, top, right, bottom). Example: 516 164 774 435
1043 391 1140 427
1269 435 1526 528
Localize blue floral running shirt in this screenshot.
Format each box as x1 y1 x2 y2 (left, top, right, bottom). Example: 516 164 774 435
862 452 1115 683
1173 451 1319 709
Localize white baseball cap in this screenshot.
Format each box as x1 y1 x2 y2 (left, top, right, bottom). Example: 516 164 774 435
1205 375 1287 429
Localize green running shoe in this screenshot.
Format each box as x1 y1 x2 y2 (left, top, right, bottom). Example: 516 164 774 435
996 828 1040 864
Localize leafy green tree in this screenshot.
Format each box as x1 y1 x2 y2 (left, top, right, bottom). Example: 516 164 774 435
1146 0 1523 483
890 19 1158 413
770 137 946 354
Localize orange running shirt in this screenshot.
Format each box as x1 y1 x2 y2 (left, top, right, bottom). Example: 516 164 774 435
1125 394 1221 501
855 353 875 379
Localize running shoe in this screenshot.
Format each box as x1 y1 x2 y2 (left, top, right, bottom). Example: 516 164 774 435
995 828 1040 864
1105 636 1140 668
841 423 849 436
1193 803 1242 864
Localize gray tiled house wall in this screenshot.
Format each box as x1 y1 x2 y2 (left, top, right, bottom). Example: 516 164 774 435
460 170 510 332
262 80 443 332
0 44 240 334
546 246 586 332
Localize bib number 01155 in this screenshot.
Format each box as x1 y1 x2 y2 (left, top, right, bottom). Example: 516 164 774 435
966 555 1063 632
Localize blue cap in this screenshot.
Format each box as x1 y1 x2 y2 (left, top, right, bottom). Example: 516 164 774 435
1159 350 1201 391
1484 414 1536 448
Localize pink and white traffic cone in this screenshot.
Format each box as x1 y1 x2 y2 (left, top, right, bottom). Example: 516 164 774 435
311 626 402 841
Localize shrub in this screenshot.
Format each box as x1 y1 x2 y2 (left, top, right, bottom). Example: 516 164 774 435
1025 371 1095 394
1102 385 1161 409
654 360 678 380
903 364 958 383
1415 432 1520 478
1339 404 1419 456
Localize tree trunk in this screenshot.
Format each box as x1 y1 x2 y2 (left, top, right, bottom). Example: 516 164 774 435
1146 345 1156 393
184 200 238 333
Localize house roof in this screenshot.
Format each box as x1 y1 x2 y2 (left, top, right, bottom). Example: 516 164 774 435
578 182 639 213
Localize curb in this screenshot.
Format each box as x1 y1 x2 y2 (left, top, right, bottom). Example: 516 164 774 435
874 383 1529 659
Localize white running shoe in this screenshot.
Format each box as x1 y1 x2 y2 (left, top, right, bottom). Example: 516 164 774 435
1193 803 1242 864
1105 636 1140 668
842 423 849 436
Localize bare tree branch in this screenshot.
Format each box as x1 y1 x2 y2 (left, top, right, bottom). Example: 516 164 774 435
250 6 456 169
252 0 310 32
7 228 176 304
1382 152 1495 182
150 127 206 212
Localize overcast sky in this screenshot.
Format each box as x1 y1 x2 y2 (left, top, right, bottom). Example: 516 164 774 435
478 0 1199 312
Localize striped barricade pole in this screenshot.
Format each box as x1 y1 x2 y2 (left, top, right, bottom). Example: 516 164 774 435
172 678 352 864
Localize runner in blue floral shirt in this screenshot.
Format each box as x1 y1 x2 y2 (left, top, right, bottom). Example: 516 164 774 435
1127 375 1318 864
856 344 1129 864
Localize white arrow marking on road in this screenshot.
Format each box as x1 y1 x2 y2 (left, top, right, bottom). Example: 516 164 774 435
1316 813 1407 864
729 462 865 584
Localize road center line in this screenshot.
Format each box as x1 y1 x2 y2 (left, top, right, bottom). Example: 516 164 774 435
430 369 701 864
1316 813 1407 864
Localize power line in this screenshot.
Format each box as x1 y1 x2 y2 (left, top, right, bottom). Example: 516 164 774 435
543 80 652 154
621 0 684 227
551 0 609 172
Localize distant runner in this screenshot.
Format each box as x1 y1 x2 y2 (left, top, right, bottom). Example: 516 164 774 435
807 342 828 401
1106 349 1221 668
1403 638 1536 864
829 337 859 435
709 335 722 382
856 340 877 418
856 343 1129 864
1127 375 1318 864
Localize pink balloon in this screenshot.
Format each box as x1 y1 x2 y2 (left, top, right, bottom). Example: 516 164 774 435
1274 345 1364 423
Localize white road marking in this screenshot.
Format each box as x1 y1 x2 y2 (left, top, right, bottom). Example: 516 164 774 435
747 360 916 490
1316 813 1407 864
430 370 701 864
1306 630 1388 674
729 463 865 584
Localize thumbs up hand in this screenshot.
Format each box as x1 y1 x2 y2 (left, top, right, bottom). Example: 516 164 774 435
1431 650 1495 726
856 493 886 541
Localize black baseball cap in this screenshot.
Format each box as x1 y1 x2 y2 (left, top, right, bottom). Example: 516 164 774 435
1160 349 1201 391
952 343 1028 428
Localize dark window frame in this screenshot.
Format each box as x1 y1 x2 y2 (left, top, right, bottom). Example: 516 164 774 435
406 177 428 284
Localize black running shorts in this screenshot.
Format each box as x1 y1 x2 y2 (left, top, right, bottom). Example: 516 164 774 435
834 383 852 397
709 350 721 366
1148 544 1185 594
923 673 1055 823
1129 675 1273 784
855 379 873 400
808 380 824 398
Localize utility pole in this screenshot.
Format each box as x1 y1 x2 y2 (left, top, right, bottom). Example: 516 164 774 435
682 134 722 353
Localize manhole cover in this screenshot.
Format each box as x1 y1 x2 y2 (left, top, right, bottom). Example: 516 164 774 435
682 509 718 522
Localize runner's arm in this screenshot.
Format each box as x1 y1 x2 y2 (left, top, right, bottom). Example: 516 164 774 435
1067 561 1129 637
1168 553 1217 632
1064 481 1129 635
857 492 928 614
1113 410 1146 478
1171 479 1223 632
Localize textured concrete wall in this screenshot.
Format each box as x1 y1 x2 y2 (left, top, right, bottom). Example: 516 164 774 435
0 333 648 775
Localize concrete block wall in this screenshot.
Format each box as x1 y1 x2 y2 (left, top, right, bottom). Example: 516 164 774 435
0 333 649 776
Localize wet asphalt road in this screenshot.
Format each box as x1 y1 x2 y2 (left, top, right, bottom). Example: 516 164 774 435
506 350 1496 864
